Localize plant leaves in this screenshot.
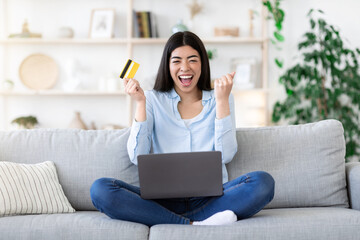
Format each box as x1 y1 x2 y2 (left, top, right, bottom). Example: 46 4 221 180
275 21 282 31
278 76 284 84
307 9 314 17
274 31 285 42
318 19 326 31
263 1 272 12
330 25 339 36
310 19 316 29
299 32 317 50
275 9 285 23
275 58 284 68
272 10 360 160
272 102 282 123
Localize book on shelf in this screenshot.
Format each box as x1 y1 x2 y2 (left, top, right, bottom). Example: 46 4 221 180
133 11 158 38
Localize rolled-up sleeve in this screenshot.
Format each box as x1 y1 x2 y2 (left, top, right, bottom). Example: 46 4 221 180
214 94 238 164
127 91 154 165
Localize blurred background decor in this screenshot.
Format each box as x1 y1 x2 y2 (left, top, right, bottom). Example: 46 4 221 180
2 79 14 91
263 0 285 69
207 48 217 61
2 0 359 141
171 20 188 34
19 54 58 90
214 27 239 37
8 19 42 38
11 115 38 129
272 9 360 161
89 8 115 38
68 111 88 130
187 0 203 20
231 58 258 90
57 27 74 38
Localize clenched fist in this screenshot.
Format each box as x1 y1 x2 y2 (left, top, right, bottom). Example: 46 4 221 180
214 72 235 103
124 78 146 103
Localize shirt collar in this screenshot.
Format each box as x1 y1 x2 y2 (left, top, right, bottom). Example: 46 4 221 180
168 88 179 99
167 88 213 101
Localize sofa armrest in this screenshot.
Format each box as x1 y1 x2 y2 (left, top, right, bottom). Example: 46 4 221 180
346 162 360 210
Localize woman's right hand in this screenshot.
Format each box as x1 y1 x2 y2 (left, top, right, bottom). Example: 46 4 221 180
124 78 146 103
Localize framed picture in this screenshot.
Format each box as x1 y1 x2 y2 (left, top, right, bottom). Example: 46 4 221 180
89 9 115 38
231 58 258 89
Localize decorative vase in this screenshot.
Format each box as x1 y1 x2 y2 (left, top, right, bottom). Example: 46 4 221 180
106 75 119 92
172 20 188 34
58 27 74 38
68 111 87 130
62 59 83 92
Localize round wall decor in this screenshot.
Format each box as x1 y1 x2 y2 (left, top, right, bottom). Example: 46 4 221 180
19 54 58 90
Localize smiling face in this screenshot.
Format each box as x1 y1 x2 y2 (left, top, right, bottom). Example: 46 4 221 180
169 45 202 96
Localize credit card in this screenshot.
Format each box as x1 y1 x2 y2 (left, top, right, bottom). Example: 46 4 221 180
119 59 140 79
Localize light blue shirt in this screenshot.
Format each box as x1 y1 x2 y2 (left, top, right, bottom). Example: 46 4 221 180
127 88 238 183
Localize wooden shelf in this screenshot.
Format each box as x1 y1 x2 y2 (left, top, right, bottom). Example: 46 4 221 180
130 38 167 44
131 37 265 44
0 38 128 44
0 90 127 96
232 88 269 94
0 37 266 45
203 37 264 44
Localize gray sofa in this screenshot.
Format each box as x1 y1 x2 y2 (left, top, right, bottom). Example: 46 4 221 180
0 119 359 240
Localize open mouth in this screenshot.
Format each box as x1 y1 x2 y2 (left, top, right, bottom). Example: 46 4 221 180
178 75 193 87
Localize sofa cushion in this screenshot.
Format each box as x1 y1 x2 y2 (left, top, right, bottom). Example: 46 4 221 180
0 161 75 216
0 128 137 211
0 211 149 240
149 208 360 240
227 120 349 208
346 162 360 210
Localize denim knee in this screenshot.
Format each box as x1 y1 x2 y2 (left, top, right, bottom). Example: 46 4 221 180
254 171 275 201
90 177 113 206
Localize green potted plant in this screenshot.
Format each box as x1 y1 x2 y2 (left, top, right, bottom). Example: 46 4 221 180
272 9 360 161
11 116 38 129
2 79 14 91
207 49 217 61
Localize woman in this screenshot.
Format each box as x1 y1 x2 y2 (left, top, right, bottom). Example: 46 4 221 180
90 31 275 227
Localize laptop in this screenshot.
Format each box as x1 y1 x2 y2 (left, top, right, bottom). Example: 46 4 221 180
137 151 223 199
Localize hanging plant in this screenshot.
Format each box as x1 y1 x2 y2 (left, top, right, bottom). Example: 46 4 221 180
272 9 360 161
263 0 285 68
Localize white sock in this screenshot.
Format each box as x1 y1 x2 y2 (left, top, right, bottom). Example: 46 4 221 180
192 210 237 226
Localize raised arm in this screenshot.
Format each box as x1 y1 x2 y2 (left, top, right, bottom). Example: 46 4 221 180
214 72 238 164
124 79 153 164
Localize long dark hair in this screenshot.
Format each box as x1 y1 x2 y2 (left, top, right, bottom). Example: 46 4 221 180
153 31 211 92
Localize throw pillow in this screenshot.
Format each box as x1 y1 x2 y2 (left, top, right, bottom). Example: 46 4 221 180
0 161 75 217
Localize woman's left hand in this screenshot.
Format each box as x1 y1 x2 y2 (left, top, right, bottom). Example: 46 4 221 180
214 72 235 102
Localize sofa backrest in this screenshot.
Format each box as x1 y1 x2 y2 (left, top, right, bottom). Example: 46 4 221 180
227 119 349 209
0 128 135 211
0 119 349 211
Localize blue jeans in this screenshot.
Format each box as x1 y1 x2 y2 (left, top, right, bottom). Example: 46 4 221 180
90 171 275 227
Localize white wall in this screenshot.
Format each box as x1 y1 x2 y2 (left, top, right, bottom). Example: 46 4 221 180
1 0 360 129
